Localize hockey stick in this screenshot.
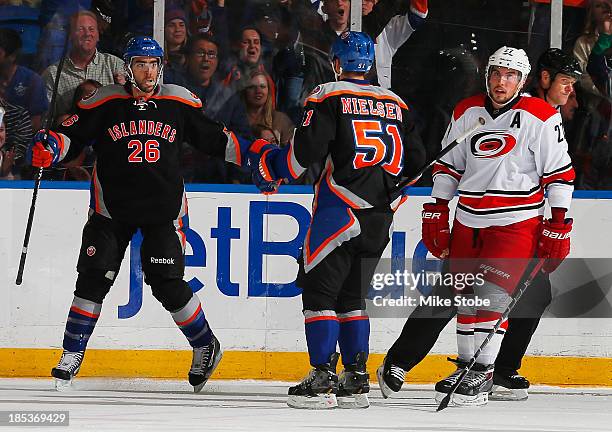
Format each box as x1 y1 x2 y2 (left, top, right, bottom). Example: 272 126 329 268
15 30 71 285
390 117 485 195
436 258 547 412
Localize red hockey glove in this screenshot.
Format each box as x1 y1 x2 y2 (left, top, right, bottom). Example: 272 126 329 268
421 202 450 259
26 130 63 168
537 218 572 273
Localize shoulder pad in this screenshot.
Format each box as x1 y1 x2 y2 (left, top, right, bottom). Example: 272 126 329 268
514 95 558 122
304 81 408 109
452 94 486 121
77 84 131 109
154 84 203 108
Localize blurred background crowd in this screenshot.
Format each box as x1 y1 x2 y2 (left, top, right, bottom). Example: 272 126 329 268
1 0 612 189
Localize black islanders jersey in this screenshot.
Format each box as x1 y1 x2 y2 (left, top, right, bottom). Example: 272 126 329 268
56 84 242 225
290 79 425 209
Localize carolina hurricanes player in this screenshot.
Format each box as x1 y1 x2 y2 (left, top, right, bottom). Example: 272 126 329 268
403 46 573 406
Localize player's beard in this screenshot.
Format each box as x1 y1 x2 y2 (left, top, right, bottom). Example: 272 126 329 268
136 76 157 93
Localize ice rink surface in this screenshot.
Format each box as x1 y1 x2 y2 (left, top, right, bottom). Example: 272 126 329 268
0 378 610 432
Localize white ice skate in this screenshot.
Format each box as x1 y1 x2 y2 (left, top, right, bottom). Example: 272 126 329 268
51 350 85 391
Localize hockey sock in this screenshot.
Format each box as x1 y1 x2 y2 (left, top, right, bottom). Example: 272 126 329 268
63 296 102 352
456 300 476 361
474 310 508 365
304 310 339 367
337 310 369 366
171 294 212 348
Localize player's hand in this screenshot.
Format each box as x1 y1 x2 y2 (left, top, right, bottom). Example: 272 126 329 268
247 139 281 194
537 218 572 273
421 202 450 259
26 130 63 168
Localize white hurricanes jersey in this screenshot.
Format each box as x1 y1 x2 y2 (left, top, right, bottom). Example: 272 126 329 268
432 93 575 228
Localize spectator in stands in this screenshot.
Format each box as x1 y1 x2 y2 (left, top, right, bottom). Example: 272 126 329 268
36 0 92 72
187 0 230 59
253 123 281 146
362 0 428 89
0 28 48 131
165 7 188 70
242 70 294 146
179 34 249 135
0 114 15 179
573 0 612 95
295 0 407 99
165 34 250 183
41 10 125 118
0 96 32 166
223 27 275 99
580 15 612 188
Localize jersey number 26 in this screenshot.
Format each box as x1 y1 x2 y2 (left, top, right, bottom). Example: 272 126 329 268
351 120 403 176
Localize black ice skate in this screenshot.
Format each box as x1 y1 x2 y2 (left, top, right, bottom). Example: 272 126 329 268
337 352 370 408
434 357 468 403
490 370 530 401
51 350 85 391
287 353 339 409
188 335 223 393
376 355 405 399
452 363 494 406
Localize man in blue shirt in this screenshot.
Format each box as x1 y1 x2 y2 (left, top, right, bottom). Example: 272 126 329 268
0 29 48 131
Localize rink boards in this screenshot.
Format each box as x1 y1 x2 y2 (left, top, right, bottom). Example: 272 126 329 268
0 182 611 385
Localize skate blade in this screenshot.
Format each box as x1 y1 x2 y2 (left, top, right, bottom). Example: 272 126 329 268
53 378 73 391
489 385 528 401
337 393 369 409
450 392 488 407
434 391 488 407
287 394 338 409
192 349 224 393
376 366 396 399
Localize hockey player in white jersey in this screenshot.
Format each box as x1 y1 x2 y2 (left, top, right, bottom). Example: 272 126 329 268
420 46 574 407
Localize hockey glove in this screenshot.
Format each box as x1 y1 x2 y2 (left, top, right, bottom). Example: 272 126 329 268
26 130 63 168
421 202 450 259
246 139 281 194
537 218 572 273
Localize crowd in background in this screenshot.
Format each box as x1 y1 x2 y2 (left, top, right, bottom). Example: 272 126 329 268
1 0 612 189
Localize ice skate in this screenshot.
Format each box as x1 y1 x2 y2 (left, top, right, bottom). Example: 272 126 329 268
287 353 339 409
434 357 468 403
489 370 529 401
188 335 223 393
51 350 85 391
451 363 494 406
337 352 369 408
376 355 405 399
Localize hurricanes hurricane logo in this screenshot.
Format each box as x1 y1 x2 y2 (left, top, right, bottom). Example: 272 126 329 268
470 130 517 158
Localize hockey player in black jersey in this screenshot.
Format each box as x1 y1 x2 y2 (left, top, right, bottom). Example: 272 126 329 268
27 37 253 392
247 31 425 409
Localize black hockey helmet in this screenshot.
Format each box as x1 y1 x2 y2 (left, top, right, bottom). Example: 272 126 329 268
537 48 582 81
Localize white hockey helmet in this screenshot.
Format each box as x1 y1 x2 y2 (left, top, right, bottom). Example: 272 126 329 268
486 46 531 106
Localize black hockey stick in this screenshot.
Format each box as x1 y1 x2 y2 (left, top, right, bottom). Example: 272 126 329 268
390 117 485 195
15 30 71 286
436 258 547 411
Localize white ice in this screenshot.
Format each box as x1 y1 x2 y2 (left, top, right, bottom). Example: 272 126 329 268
0 378 610 432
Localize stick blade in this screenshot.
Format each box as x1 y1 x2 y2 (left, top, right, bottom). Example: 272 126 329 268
437 394 451 411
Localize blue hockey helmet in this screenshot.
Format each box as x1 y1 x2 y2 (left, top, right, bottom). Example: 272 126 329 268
123 36 164 91
330 31 374 74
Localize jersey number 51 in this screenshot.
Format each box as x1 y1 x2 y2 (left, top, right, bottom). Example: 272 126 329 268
351 119 403 176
